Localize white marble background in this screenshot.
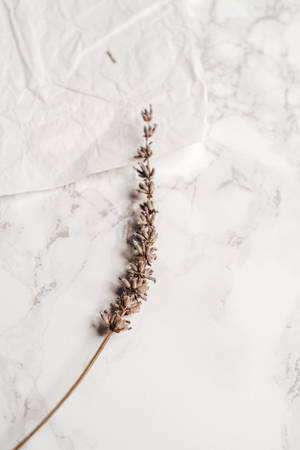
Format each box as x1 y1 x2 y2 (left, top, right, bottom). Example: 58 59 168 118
1 0 300 449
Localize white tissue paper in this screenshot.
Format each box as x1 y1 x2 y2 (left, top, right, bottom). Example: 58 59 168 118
0 0 205 195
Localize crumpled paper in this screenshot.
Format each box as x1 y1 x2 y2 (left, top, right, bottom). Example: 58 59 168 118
0 0 205 196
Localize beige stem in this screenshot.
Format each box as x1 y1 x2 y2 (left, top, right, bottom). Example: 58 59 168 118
12 330 113 450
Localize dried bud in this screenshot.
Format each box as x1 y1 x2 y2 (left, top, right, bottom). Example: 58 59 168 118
135 143 153 161
120 277 131 289
144 124 157 139
138 260 146 272
127 303 141 314
101 310 112 327
141 105 152 122
110 314 131 333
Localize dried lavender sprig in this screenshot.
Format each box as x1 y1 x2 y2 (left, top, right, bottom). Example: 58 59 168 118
12 106 158 450
101 105 158 333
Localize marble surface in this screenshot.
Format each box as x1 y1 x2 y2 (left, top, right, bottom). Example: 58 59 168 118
1 0 300 449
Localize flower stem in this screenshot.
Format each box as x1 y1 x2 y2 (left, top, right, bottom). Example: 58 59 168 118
12 330 113 450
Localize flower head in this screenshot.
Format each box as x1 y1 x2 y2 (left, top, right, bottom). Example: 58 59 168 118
100 106 158 333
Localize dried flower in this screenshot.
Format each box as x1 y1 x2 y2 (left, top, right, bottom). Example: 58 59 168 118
12 106 158 450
